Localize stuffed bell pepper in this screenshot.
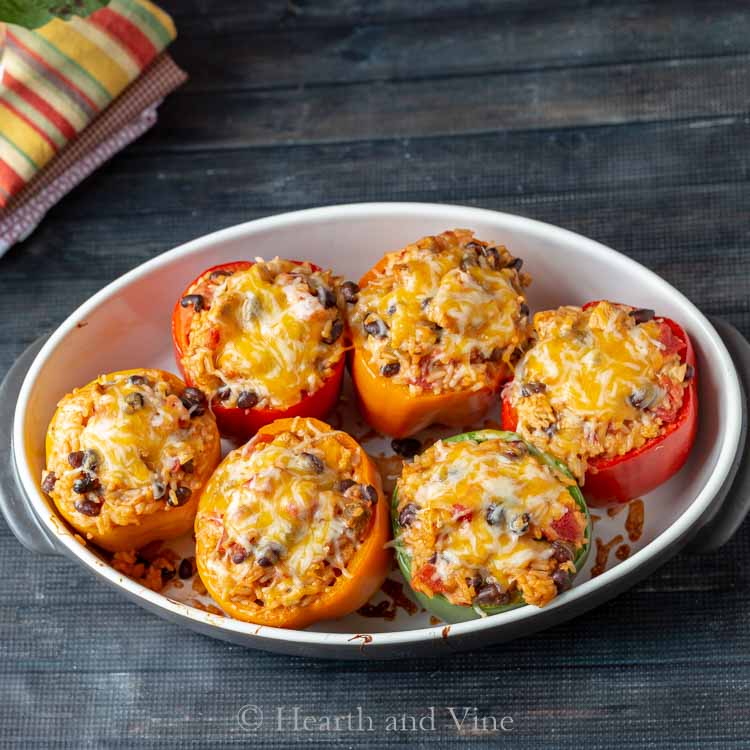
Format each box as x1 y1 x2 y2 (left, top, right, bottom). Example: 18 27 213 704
502 300 698 506
347 229 531 437
172 258 349 441
41 369 221 552
194 417 391 628
393 430 590 623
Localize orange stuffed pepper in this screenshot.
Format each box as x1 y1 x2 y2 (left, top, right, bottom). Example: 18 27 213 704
194 417 391 628
347 229 531 437
41 369 221 552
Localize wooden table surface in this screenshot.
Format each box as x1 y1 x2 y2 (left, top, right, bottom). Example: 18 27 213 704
2 1 749 747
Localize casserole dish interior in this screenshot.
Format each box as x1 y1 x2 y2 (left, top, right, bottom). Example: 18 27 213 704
11 203 744 656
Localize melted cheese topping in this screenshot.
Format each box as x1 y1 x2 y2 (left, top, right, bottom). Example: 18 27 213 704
349 229 531 394
396 436 585 608
195 420 375 613
506 301 690 481
182 258 346 410
43 370 219 533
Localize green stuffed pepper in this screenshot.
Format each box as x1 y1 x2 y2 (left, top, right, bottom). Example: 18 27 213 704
392 430 591 623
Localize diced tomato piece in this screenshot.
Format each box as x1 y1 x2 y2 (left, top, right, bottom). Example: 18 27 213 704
452 503 473 523
659 321 685 357
551 510 580 542
653 375 684 424
414 563 447 593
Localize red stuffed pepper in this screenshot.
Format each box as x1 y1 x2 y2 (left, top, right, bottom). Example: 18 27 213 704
501 300 697 506
172 258 348 441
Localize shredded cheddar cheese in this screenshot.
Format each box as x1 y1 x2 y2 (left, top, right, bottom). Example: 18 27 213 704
181 258 346 410
195 419 377 614
348 230 531 394
396 435 586 608
505 301 690 481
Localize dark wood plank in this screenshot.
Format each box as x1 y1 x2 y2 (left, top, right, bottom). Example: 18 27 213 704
133 55 750 149
162 1 750 92
56 118 750 220
167 0 601 32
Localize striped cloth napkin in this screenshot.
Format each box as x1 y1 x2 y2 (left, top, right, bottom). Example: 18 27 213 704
0 1 186 252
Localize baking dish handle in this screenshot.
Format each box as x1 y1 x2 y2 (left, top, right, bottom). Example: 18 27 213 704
0 335 60 555
687 318 750 553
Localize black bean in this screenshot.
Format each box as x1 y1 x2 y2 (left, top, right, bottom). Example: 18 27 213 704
161 568 175 583
317 286 337 309
180 387 207 416
552 540 573 563
231 546 248 565
502 441 528 460
466 574 483 591
381 362 400 377
510 512 530 535
74 497 102 517
485 503 505 526
421 297 432 310
521 381 547 397
520 302 530 318
178 559 194 579
629 384 659 410
124 392 144 413
180 294 204 312
181 459 194 474
128 374 149 386
257 543 282 567
552 567 573 593
474 582 509 607
483 246 501 269
169 486 192 507
237 390 259 409
337 478 357 493
73 473 99 494
398 502 419 527
427 553 438 564
322 318 344 345
545 423 558 438
152 481 167 500
360 484 378 504
41 472 57 494
685 363 695 381
82 450 99 471
209 269 233 281
504 257 523 272
341 281 359 303
301 451 325 474
364 317 388 338
216 385 232 401
67 451 85 468
391 437 422 458
629 308 655 324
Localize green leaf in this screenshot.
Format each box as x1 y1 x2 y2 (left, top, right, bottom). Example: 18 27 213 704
0 0 110 30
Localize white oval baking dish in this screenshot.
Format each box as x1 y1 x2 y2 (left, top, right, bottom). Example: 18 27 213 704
3 203 749 659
